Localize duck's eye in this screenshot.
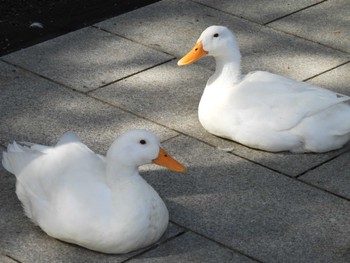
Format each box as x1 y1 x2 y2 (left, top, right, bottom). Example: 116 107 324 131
139 139 146 145
213 33 219 38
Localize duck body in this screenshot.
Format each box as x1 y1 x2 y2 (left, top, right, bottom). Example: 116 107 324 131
179 26 350 153
199 70 350 153
2 130 185 253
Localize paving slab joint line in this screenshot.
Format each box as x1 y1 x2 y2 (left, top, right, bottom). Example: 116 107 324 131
0 58 175 117
303 60 350 82
1 53 176 95
264 25 350 55
296 147 350 179
263 0 328 25
0 59 184 147
192 0 350 55
298 177 350 201
160 133 182 144
88 58 176 92
226 148 350 202
295 149 350 202
86 92 185 137
190 0 264 27
227 149 290 176
93 26 177 58
121 230 187 262
0 59 84 93
1 254 22 263
0 61 185 146
169 221 264 263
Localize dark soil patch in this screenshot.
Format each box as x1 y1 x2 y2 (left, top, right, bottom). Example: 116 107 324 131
0 0 159 56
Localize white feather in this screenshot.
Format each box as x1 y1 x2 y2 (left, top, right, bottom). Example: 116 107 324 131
179 25 350 153
1 130 184 253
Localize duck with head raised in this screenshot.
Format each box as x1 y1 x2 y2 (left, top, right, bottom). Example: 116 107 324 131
178 25 350 153
2 129 185 254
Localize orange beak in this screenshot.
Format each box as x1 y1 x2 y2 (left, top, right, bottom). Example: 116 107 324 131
152 147 186 172
177 41 208 66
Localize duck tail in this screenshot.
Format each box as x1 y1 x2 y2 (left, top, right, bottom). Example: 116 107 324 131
2 142 42 176
2 151 12 173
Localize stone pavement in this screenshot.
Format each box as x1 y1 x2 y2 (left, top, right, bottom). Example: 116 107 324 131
0 0 349 262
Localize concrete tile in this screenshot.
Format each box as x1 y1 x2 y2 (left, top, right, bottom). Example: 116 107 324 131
96 0 349 81
128 232 256 263
307 62 350 95
193 0 323 24
0 145 185 262
0 61 177 154
228 144 349 177
0 254 18 263
142 135 350 263
2 27 173 92
299 151 350 200
91 60 349 177
90 61 208 138
269 0 350 53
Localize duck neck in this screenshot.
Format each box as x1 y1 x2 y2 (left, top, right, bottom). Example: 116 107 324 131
208 51 242 87
106 160 138 188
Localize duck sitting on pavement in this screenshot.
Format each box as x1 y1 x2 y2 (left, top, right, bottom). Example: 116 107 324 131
2 129 185 254
178 25 350 153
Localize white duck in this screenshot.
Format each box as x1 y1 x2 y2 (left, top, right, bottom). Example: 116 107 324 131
2 129 185 254
178 25 350 153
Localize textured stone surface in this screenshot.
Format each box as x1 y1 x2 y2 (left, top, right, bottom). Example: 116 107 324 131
194 0 323 24
300 150 350 200
0 61 177 153
142 136 350 263
269 0 350 53
307 62 350 96
96 0 349 81
0 254 17 263
90 61 208 140
2 27 173 92
129 232 256 263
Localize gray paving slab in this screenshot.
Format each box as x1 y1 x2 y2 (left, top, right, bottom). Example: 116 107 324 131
96 0 349 81
269 0 350 53
141 135 350 263
128 231 257 263
91 60 349 177
193 0 323 24
1 27 173 92
299 151 350 200
0 61 177 153
307 62 350 95
0 254 17 263
0 145 185 262
90 60 207 138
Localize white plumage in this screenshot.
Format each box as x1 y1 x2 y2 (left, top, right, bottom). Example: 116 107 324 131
178 25 350 153
2 130 185 253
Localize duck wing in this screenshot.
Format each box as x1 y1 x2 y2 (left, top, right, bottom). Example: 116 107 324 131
238 71 350 131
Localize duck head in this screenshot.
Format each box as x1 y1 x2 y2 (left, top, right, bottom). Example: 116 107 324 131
107 129 186 173
177 25 240 66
